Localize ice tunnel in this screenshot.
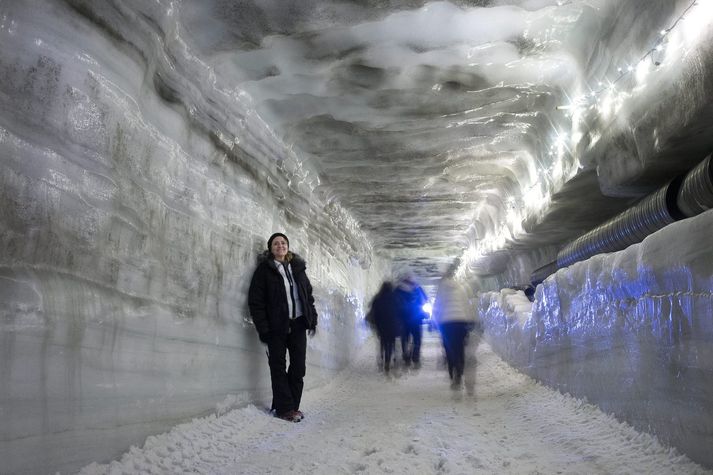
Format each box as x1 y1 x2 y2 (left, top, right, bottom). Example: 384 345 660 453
1 0 713 473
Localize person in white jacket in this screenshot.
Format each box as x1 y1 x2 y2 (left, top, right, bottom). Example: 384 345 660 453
432 269 480 391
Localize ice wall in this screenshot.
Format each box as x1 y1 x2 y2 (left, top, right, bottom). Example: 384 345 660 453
0 2 386 474
478 209 713 468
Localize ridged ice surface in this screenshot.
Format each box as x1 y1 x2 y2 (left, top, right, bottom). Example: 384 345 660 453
0 1 383 473
177 0 713 282
1 0 713 473
2 0 706 283
479 209 713 467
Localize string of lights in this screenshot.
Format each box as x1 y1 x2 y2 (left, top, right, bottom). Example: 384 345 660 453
459 0 707 279
558 0 702 111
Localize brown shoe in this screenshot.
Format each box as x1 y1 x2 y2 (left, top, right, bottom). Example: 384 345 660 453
275 410 301 422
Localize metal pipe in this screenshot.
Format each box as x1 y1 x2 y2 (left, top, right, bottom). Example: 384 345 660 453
530 260 558 286
530 154 713 285
677 154 713 217
556 176 684 269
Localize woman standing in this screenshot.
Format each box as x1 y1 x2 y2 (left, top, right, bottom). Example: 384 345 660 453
248 233 317 422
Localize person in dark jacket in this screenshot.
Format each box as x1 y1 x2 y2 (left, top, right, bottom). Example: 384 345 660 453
395 274 428 368
248 232 317 423
366 281 401 374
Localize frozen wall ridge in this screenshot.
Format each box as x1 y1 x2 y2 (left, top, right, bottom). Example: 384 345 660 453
479 209 713 468
2 0 713 472
4 1 711 289
581 1 713 191
0 1 385 474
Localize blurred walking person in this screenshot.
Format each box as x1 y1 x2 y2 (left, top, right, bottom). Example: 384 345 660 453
366 281 401 375
395 274 428 369
432 267 480 392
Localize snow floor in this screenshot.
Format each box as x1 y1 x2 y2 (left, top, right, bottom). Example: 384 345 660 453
79 333 711 474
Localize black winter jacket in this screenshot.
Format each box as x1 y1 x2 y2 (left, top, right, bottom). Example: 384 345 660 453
248 252 318 336
368 287 402 340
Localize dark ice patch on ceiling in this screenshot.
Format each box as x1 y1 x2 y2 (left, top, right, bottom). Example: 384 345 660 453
329 62 391 90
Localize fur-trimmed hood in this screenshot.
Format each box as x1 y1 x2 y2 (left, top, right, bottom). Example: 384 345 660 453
248 250 317 334
256 250 307 273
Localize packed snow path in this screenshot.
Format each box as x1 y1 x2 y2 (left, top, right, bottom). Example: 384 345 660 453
80 334 710 474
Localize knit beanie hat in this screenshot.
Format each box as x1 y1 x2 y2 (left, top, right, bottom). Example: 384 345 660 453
267 232 289 250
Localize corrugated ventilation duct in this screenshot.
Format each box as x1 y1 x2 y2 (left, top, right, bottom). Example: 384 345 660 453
530 154 713 286
677 154 713 217
530 261 558 287
555 175 685 268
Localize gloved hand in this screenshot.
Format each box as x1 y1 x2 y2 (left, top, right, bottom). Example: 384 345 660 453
258 332 271 344
307 328 316 337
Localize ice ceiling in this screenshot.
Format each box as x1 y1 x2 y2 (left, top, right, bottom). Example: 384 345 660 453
68 0 713 285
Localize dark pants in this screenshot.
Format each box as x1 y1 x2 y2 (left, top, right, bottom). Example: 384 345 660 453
379 335 396 372
266 317 307 414
401 320 422 365
440 322 469 381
